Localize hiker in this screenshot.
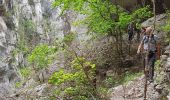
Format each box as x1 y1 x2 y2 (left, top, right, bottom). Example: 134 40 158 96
137 26 159 82
127 22 135 41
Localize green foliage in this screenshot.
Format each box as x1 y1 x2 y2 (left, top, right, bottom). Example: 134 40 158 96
162 11 170 32
28 44 56 70
15 67 31 88
52 0 152 37
52 0 85 12
15 82 22 88
17 19 36 53
132 6 153 22
49 57 96 99
122 72 143 85
155 60 161 67
4 11 12 17
97 87 108 99
104 76 118 87
52 0 125 35
155 60 164 84
162 11 170 43
162 24 170 32
63 32 75 43
22 20 35 34
17 39 29 53
20 67 32 78
51 1 152 99
118 12 132 29
155 60 161 74
104 72 143 88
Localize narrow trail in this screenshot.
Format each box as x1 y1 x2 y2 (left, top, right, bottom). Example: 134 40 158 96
109 75 159 100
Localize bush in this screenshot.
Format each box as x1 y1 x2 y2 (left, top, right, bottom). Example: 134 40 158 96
20 67 32 78
28 44 56 70
49 57 97 99
162 10 170 43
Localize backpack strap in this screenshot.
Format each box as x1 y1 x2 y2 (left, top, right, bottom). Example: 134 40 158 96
142 35 147 43
152 34 156 44
143 34 156 44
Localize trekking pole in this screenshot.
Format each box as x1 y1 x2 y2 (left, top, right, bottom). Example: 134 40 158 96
144 29 153 100
144 1 156 99
143 27 152 100
143 52 148 100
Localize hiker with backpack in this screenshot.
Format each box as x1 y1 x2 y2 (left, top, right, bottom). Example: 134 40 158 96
137 26 159 82
127 22 135 41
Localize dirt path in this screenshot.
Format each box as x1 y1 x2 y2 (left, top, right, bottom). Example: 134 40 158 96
109 75 160 100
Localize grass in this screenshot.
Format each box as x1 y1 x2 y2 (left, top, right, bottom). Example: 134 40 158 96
104 71 143 88
122 72 143 85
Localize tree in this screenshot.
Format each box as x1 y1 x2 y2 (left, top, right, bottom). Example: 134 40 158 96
53 0 152 66
50 1 153 99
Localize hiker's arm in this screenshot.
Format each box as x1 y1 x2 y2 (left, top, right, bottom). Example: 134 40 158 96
137 36 145 54
137 42 143 54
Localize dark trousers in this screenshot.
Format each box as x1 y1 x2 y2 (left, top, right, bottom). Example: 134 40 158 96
146 52 156 81
128 31 133 41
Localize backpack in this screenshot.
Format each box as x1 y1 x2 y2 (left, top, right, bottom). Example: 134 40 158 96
143 34 157 52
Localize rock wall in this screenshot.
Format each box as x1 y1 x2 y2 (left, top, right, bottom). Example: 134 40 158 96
0 0 89 98
0 16 19 100
154 45 170 99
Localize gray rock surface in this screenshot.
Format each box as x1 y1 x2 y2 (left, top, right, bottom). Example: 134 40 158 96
0 0 90 99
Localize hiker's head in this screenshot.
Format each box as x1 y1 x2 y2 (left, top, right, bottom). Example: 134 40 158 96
145 26 153 35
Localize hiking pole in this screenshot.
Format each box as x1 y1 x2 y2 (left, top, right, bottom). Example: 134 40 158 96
143 32 152 100
143 52 148 100
143 28 152 100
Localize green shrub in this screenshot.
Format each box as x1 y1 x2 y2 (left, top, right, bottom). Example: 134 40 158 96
63 32 75 43
132 6 153 22
49 57 97 99
28 44 56 70
122 72 143 85
15 82 22 88
162 10 170 43
104 72 143 87
20 67 32 78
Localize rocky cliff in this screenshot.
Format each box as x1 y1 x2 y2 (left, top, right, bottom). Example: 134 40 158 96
0 0 88 99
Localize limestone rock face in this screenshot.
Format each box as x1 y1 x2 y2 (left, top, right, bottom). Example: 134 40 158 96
0 16 19 99
0 0 89 99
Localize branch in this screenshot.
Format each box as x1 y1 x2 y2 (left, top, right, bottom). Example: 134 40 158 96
86 0 109 21
152 0 156 31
